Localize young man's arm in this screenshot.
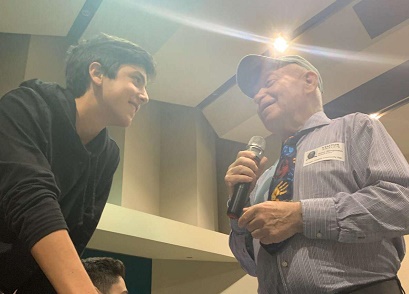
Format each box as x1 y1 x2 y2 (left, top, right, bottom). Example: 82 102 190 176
31 230 98 293
0 89 97 291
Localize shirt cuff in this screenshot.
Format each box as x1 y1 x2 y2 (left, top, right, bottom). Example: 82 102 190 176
230 219 248 235
301 198 339 241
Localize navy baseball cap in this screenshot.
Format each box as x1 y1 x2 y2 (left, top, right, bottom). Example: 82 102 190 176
236 54 323 98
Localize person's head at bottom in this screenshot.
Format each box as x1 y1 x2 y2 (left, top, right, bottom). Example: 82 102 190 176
82 257 127 294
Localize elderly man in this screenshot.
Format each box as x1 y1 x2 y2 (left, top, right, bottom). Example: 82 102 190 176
226 54 409 293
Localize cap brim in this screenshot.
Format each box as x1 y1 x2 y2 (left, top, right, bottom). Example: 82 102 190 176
236 55 289 98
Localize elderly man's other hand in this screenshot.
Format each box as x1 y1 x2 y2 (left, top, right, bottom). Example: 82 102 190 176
238 201 303 244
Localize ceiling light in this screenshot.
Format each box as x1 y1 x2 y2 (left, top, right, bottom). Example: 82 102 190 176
273 36 289 52
369 113 381 119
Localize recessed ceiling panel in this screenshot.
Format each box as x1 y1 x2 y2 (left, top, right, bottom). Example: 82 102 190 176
148 0 335 107
82 0 202 55
221 114 270 144
324 59 409 119
0 0 85 36
203 86 256 138
354 0 409 39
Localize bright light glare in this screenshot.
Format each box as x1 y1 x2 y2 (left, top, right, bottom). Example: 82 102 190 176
273 36 288 52
127 1 272 44
369 113 381 119
292 43 405 66
125 0 405 67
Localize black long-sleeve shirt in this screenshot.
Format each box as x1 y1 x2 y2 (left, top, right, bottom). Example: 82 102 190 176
0 80 120 293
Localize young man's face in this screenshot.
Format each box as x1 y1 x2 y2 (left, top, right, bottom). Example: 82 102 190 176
100 64 149 127
108 276 128 294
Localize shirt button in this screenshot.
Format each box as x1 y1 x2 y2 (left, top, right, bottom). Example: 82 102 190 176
316 232 323 238
281 261 288 267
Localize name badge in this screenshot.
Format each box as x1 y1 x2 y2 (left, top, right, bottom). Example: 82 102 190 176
303 142 345 166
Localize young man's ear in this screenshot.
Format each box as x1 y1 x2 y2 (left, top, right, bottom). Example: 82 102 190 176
89 62 104 86
304 71 319 93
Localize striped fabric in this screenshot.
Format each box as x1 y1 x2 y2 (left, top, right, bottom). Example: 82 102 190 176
229 111 409 294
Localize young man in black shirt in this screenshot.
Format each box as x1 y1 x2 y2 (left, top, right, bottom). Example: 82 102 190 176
0 34 155 293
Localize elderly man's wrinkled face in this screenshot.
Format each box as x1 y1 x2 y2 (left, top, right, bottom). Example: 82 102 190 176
253 64 312 137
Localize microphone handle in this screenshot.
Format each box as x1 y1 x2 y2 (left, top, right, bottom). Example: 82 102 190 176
227 182 251 219
226 136 265 220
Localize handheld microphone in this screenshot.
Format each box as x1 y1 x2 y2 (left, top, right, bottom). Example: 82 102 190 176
227 136 266 219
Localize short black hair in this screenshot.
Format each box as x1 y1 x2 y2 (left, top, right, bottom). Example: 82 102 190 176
82 257 126 293
66 33 156 98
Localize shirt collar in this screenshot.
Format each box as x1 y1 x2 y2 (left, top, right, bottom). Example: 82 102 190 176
299 111 331 132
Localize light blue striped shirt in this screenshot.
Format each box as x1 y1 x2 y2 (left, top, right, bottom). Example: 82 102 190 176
230 111 409 293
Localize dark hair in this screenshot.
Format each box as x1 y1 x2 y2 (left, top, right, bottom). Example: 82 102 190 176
66 33 156 97
82 257 126 293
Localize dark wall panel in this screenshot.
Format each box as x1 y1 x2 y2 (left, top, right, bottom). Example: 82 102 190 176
324 59 409 118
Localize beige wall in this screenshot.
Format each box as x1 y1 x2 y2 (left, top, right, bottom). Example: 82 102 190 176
152 260 257 294
196 112 218 229
0 33 69 97
159 103 200 225
120 100 219 230
121 100 162 214
0 33 30 97
399 235 409 291
24 35 69 85
106 126 125 205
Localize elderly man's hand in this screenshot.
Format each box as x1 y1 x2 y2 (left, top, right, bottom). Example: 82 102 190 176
238 201 303 244
224 150 268 197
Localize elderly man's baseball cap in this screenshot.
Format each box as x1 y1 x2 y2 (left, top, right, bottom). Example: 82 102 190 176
236 54 323 98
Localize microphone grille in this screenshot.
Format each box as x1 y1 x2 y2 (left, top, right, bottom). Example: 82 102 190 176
248 136 266 151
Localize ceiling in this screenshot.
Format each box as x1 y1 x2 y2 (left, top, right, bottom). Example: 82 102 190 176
2 0 409 154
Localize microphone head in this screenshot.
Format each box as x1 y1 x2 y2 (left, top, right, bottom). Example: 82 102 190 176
247 136 266 161
248 136 266 151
